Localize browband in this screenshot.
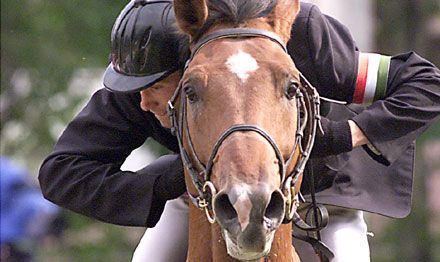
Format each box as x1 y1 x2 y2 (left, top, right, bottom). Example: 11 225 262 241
189 28 288 63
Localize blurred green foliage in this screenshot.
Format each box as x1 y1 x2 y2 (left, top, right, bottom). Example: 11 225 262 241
372 1 440 261
1 1 127 172
1 1 143 261
35 212 144 262
377 0 440 65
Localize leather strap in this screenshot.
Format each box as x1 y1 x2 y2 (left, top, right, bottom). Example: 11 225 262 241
189 28 287 63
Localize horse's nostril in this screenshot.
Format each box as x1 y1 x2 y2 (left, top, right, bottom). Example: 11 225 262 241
214 193 238 222
264 190 285 221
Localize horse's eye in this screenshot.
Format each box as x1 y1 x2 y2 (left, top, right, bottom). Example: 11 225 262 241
184 85 198 103
285 80 299 100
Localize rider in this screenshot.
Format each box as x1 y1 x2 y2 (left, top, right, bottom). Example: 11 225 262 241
39 1 440 262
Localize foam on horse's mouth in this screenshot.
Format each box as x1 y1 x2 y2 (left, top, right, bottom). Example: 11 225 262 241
223 229 276 261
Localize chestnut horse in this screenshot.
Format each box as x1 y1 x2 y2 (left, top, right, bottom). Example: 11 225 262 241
169 0 320 261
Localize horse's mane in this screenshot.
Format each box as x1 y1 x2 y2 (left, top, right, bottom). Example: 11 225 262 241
164 0 279 67
207 0 278 25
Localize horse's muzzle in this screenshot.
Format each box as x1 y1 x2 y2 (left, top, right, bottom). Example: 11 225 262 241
213 186 286 259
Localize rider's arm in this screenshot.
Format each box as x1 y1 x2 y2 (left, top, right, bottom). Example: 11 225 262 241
290 3 440 163
39 89 185 227
351 52 440 164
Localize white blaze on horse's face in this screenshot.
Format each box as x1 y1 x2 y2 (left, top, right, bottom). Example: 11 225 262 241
225 50 259 83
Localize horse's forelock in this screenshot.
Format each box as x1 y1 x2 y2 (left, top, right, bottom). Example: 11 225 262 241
207 0 278 25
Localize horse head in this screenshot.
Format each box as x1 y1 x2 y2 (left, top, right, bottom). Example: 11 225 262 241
170 0 317 260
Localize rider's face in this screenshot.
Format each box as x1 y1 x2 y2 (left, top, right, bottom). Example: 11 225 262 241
140 72 180 128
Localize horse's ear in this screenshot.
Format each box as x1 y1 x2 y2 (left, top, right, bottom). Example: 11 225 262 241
266 0 299 43
173 0 208 38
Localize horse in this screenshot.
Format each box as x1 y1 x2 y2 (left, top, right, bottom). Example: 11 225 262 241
168 0 320 261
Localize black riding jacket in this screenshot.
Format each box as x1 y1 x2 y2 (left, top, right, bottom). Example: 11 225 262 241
39 3 440 227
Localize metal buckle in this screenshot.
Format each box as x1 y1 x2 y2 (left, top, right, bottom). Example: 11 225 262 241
283 176 294 221
202 181 217 224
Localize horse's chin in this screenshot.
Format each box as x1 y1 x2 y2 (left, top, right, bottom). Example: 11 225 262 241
223 229 276 261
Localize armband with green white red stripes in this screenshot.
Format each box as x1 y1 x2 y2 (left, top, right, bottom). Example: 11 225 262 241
352 53 391 105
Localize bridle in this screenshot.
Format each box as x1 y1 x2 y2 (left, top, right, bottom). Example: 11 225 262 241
167 28 322 223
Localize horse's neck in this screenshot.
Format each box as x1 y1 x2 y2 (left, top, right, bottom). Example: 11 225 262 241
187 205 300 262
187 204 233 261
267 224 300 262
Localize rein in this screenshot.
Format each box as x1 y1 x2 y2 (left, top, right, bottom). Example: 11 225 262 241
168 27 322 223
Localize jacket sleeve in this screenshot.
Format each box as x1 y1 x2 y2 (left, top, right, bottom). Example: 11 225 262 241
352 52 440 164
290 3 440 165
289 3 358 102
39 88 180 227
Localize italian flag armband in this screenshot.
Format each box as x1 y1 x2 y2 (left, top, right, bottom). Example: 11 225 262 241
353 53 391 105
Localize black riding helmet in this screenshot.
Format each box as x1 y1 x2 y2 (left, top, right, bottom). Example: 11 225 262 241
103 0 181 93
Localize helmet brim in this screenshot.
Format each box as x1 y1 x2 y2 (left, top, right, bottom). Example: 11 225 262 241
103 63 175 93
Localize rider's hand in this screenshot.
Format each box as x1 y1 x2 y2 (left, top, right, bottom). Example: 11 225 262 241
310 117 353 158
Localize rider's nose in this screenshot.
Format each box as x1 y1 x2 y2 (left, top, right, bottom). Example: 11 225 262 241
140 91 156 112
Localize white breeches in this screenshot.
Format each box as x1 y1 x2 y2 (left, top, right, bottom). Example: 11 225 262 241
131 196 188 262
132 199 370 262
293 205 371 262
